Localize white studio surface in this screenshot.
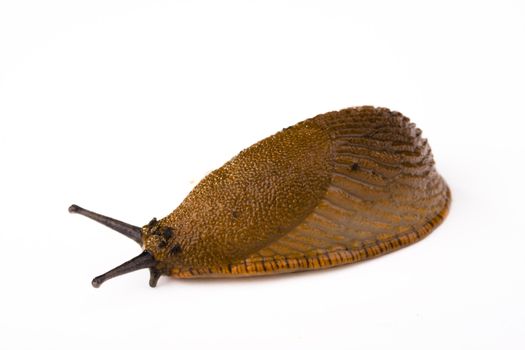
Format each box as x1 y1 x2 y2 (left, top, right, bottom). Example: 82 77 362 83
0 1 524 349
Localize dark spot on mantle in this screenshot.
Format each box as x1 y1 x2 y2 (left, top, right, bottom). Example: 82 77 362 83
162 228 173 240
169 245 182 255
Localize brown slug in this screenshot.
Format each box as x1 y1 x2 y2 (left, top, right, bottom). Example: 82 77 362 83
69 106 451 288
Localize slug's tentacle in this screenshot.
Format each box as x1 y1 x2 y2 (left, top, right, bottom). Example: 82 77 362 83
91 251 157 288
149 268 162 288
69 204 142 245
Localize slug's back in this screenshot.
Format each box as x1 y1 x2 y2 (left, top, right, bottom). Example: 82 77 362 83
158 106 450 277
70 106 450 287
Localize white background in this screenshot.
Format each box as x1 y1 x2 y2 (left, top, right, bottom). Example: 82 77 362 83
1 1 524 349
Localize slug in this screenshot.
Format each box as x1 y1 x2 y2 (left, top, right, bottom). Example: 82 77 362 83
69 106 450 288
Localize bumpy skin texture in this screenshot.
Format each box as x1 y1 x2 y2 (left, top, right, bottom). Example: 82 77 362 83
142 106 450 278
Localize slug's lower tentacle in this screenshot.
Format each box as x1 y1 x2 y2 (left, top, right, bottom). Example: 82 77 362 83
149 268 162 288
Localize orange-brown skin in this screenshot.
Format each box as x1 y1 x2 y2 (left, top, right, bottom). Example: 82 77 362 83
142 106 451 279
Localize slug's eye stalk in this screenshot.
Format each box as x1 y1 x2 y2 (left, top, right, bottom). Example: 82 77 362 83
91 251 157 288
68 204 142 245
69 204 161 288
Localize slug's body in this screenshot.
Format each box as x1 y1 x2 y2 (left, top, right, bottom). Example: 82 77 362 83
70 106 450 287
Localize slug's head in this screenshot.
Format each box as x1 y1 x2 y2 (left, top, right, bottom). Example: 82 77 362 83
141 217 183 272
68 204 182 288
